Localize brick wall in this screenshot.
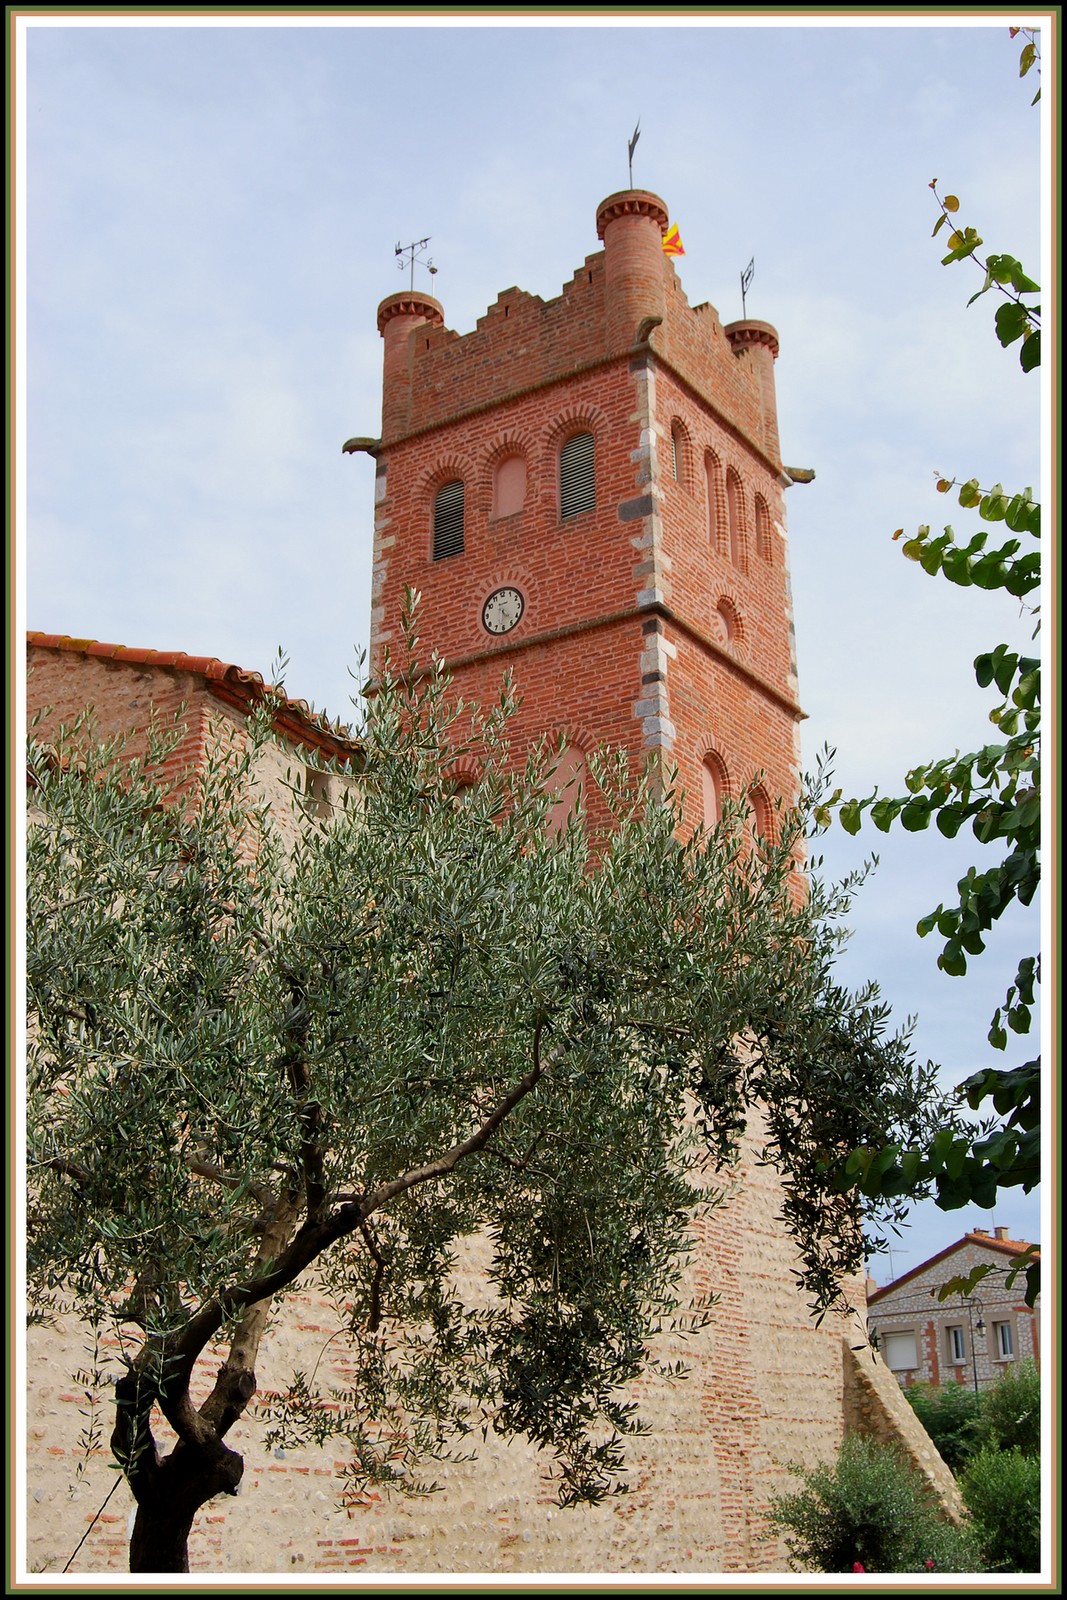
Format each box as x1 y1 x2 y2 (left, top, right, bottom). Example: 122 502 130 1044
26 1119 873 1576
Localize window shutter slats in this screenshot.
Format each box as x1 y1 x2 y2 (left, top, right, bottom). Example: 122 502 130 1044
560 432 595 519
433 480 465 559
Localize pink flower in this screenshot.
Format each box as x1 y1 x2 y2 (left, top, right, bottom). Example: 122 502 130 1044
853 1562 865 1572
925 1558 935 1570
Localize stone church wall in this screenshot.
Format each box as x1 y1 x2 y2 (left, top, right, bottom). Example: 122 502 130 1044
27 1125 871 1576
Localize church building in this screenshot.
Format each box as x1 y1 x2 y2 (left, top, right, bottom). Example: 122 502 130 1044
353 188 797 841
24 188 958 1575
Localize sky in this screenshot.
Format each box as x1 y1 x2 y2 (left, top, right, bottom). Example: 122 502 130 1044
15 11 1051 1285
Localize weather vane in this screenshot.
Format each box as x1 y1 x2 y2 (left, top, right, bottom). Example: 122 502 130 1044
628 120 641 186
395 236 437 292
740 257 755 316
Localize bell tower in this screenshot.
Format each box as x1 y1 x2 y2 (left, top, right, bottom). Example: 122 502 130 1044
344 191 954 1573
363 188 801 835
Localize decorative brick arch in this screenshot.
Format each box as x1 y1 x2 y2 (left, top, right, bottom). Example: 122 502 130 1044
541 725 596 833
542 405 608 462
704 448 726 552
443 755 481 789
726 466 748 572
747 781 775 843
413 452 477 504
713 595 745 653
411 455 476 561
540 407 606 522
484 429 535 469
696 740 731 829
754 494 774 563
484 431 534 520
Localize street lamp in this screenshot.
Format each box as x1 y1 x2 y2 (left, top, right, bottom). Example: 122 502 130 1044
963 1294 986 1398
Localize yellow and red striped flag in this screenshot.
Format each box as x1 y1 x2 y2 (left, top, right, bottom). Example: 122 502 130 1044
662 224 685 256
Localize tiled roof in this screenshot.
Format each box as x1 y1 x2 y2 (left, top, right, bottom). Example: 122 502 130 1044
867 1231 1039 1305
27 632 360 761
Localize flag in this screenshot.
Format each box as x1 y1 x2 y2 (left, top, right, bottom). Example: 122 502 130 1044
662 224 685 257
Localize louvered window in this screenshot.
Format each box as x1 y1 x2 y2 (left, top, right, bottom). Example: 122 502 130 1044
671 422 684 482
433 480 465 560
560 432 595 519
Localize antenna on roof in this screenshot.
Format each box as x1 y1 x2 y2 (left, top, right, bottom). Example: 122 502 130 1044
886 1242 910 1280
395 236 436 293
628 120 641 186
740 257 755 316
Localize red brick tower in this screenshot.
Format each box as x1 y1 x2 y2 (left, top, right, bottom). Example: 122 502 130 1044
366 188 801 834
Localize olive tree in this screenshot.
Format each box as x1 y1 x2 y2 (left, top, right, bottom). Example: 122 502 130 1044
27 629 945 1572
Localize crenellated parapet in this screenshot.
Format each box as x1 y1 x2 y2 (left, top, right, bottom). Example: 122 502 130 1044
372 192 783 470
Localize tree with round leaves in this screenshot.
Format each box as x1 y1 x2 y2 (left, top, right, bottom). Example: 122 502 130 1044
818 33 1042 1305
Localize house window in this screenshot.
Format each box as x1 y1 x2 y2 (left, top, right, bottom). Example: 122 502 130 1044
302 766 332 819
994 1321 1014 1358
881 1331 918 1374
947 1325 966 1363
560 432 595 518
492 455 526 518
433 479 465 559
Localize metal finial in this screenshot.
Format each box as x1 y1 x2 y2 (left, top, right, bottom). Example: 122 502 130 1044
395 236 435 292
628 121 641 186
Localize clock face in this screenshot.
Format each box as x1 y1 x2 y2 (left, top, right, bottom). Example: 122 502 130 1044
482 586 525 635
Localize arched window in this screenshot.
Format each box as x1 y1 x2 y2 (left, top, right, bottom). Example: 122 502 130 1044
726 469 746 570
705 450 724 549
560 432 595 519
670 420 686 485
701 753 728 829
748 783 773 843
755 494 773 562
433 480 465 560
492 455 526 518
546 746 588 833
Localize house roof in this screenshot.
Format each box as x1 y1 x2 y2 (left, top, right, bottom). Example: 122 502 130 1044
867 1231 1039 1306
27 633 361 763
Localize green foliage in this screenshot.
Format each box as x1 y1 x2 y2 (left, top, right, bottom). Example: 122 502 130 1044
1009 25 1041 104
929 179 1040 371
767 1435 983 1573
825 61 1042 1275
903 1362 1041 1480
26 614 948 1566
903 1380 981 1473
960 1447 1041 1571
975 1359 1041 1459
